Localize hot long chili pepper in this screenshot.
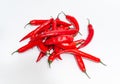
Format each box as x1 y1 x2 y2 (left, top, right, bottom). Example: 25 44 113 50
20 19 52 42
77 19 94 49
36 52 45 62
35 29 78 39
54 49 106 65
74 55 90 78
24 20 48 28
44 35 74 45
62 12 79 32
24 19 71 28
12 40 38 54
31 18 53 37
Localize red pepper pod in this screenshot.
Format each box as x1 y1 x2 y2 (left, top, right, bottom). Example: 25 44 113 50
44 35 74 45
29 20 48 25
77 19 94 49
74 55 86 72
20 18 53 42
13 40 38 54
36 29 78 39
65 14 80 32
33 18 53 35
55 49 101 63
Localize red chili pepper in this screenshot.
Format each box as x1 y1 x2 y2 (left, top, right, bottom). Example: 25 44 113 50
36 52 45 62
74 55 90 78
77 19 94 49
44 35 74 45
12 41 38 54
24 19 71 28
55 49 106 65
36 29 78 39
24 20 48 28
20 18 52 42
62 12 79 32
31 18 53 37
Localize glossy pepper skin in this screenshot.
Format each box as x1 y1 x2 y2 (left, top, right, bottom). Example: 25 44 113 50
12 40 38 54
25 19 71 27
63 13 79 33
54 49 102 63
56 42 76 49
44 35 74 45
20 18 53 42
77 19 94 49
35 29 78 39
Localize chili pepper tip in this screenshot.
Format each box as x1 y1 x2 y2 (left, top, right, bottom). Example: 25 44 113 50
84 71 91 79
48 60 52 68
100 61 107 66
11 50 18 55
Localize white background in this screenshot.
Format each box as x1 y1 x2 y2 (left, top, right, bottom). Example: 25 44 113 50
0 0 120 84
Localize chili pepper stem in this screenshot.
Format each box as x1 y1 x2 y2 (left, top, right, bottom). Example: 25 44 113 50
24 23 29 28
100 61 107 66
83 71 91 79
11 50 18 55
78 32 82 36
48 60 52 68
87 18 90 24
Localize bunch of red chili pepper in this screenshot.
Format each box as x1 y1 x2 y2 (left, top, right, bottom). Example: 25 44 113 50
12 12 106 78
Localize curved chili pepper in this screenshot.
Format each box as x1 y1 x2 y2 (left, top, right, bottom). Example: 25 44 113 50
54 49 106 65
62 12 79 32
74 55 90 78
77 19 94 49
44 35 74 45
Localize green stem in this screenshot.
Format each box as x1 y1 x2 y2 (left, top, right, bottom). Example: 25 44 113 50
84 71 91 79
100 61 107 66
11 50 18 55
48 60 52 68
